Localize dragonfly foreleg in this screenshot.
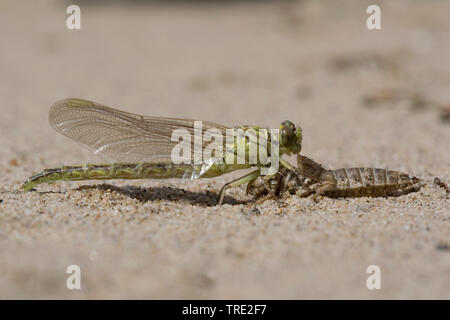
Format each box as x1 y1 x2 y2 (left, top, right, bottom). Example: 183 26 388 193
218 169 261 205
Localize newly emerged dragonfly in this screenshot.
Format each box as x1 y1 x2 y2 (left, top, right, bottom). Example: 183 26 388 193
23 99 302 205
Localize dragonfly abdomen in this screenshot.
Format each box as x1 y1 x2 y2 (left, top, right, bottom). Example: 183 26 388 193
22 162 198 191
22 162 250 191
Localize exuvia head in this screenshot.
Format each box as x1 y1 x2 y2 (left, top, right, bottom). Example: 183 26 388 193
279 120 302 155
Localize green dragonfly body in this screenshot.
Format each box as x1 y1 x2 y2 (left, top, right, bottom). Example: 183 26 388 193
23 99 302 204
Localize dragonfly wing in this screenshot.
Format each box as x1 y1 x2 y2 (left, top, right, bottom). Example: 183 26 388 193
49 98 230 163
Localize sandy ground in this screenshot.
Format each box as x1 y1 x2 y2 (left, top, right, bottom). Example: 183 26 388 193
0 0 449 299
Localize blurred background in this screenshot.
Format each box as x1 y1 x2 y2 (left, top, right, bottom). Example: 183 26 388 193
0 0 449 299
1 0 449 173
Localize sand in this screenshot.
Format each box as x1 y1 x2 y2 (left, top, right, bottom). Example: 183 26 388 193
0 0 449 299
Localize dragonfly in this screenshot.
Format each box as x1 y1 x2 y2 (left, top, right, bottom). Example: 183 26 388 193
22 98 302 205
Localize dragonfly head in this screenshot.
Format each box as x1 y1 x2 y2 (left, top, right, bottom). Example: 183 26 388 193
279 120 302 155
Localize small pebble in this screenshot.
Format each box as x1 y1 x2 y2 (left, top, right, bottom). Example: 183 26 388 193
244 206 260 216
440 105 450 123
436 243 449 251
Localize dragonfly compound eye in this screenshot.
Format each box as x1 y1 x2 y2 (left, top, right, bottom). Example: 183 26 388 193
280 120 295 146
279 120 302 154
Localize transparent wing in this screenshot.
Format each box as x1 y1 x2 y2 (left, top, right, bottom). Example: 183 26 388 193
49 98 231 164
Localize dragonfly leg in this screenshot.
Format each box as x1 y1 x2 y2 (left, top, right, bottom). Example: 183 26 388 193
218 169 261 205
260 176 278 200
278 169 297 198
310 182 335 202
255 193 275 205
280 158 294 170
253 159 294 200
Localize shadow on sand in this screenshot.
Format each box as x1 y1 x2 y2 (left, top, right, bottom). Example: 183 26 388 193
73 183 245 206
